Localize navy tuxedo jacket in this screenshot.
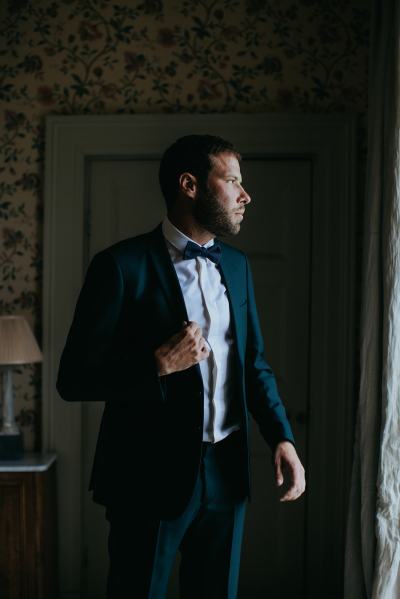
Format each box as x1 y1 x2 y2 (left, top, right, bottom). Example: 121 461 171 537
57 224 294 518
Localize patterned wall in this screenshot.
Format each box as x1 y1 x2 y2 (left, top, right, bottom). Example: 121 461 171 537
0 0 370 450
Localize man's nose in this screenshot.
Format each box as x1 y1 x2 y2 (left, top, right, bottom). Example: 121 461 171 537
239 186 251 204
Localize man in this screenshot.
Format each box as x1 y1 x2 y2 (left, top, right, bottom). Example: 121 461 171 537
57 134 305 598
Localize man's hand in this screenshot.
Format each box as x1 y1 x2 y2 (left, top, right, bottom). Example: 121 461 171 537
154 321 210 376
274 441 305 502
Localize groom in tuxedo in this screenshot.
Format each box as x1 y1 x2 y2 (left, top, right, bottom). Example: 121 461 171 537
56 134 305 598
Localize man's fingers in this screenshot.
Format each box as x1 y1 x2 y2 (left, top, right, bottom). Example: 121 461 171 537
279 480 304 501
279 484 305 502
184 320 199 330
157 321 210 374
273 442 306 503
279 470 306 502
184 320 202 338
182 321 209 360
196 338 210 359
201 345 210 358
280 490 298 502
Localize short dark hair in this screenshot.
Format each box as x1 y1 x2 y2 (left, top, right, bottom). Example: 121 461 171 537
158 134 241 210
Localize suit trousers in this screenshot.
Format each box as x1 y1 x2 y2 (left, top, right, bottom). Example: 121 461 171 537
105 431 247 599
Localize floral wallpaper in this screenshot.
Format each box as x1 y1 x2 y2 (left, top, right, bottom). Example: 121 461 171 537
0 0 370 450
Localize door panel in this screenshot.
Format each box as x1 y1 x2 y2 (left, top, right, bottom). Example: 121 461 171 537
82 157 311 598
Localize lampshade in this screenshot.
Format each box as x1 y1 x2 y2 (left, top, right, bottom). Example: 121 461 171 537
0 316 42 365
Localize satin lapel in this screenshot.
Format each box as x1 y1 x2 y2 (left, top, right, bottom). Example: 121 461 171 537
148 224 204 385
218 247 245 366
148 224 189 327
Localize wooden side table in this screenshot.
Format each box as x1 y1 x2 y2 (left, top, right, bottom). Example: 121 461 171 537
0 453 58 599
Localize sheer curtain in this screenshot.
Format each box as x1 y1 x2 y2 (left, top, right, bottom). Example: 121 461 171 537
345 2 400 598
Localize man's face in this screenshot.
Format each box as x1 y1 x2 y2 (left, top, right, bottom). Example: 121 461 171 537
193 152 251 237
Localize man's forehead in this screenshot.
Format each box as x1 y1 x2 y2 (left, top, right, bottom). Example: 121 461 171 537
210 151 241 173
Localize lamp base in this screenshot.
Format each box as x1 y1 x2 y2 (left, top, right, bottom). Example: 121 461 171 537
0 431 24 459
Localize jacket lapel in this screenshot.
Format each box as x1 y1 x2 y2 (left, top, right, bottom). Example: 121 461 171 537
148 224 205 385
147 224 189 327
218 247 246 366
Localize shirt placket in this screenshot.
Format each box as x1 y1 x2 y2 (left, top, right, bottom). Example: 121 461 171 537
196 258 218 442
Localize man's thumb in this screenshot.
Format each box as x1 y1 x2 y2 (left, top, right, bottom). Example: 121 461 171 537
275 458 284 487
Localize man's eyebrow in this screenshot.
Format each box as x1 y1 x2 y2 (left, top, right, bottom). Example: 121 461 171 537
225 173 242 181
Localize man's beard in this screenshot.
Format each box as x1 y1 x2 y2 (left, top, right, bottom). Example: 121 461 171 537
193 185 240 237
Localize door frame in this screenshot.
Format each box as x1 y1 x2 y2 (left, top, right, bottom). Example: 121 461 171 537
43 113 356 598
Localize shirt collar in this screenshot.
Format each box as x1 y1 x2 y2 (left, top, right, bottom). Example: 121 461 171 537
162 216 214 255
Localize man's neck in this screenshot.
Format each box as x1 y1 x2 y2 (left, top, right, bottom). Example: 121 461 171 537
167 213 214 246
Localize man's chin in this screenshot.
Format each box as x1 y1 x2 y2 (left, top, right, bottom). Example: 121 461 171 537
195 213 241 237
212 224 241 237
229 225 241 236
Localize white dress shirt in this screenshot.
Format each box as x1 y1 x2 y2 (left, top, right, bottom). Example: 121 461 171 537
162 217 240 443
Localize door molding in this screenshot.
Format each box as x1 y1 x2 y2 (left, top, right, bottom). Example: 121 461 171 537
43 113 356 598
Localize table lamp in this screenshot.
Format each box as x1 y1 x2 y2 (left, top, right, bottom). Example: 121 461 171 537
0 315 42 459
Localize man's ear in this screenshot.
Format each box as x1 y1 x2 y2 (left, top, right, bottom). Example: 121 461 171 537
179 172 197 198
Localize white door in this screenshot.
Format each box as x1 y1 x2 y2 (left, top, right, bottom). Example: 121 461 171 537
81 156 311 599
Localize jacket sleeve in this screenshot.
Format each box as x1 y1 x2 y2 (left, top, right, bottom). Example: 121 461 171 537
244 256 295 450
56 250 166 403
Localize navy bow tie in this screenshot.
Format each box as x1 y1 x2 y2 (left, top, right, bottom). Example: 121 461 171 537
183 240 222 265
